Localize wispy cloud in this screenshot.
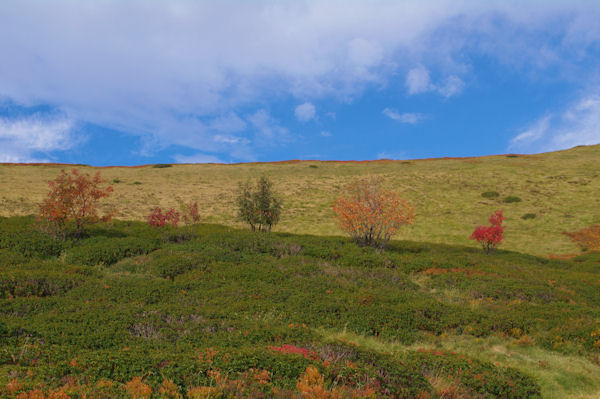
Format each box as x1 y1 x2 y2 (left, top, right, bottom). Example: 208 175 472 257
382 108 424 124
248 109 290 145
405 66 464 98
295 102 316 122
0 114 78 162
509 91 600 152
174 153 224 164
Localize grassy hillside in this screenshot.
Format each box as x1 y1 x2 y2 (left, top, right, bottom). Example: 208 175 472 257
2 217 600 398
1 145 600 255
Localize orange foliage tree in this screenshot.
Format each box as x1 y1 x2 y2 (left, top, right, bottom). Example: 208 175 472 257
38 169 113 240
331 177 415 248
564 225 600 252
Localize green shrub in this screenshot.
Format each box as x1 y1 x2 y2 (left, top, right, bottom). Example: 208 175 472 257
152 249 208 280
521 213 536 220
152 163 172 168
481 191 500 198
504 195 522 203
0 271 83 298
0 230 65 258
65 236 159 266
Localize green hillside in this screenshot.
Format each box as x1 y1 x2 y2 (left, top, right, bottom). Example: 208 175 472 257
1 145 600 255
1 218 600 398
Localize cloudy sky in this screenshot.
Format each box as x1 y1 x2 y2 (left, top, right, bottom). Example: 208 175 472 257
1 0 599 165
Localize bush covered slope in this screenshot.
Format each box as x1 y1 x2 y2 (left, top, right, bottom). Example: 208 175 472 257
2 217 600 397
1 145 600 255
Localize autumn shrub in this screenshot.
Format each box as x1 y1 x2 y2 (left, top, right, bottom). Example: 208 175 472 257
236 176 282 232
564 225 600 252
147 201 200 241
331 177 415 248
470 210 505 254
38 169 114 240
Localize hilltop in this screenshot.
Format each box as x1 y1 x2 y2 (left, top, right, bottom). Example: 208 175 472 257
1 145 599 255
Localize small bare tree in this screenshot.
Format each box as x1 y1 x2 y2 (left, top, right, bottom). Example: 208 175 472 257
236 176 282 232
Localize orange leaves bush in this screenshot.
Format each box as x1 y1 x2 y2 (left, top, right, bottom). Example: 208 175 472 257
124 376 152 399
564 225 600 252
38 169 113 239
331 177 415 248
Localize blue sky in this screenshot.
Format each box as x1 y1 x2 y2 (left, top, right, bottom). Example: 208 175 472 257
1 1 599 165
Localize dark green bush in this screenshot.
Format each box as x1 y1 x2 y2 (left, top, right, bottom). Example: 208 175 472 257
152 163 172 168
0 271 83 298
522 213 537 220
504 195 522 203
0 230 65 258
152 249 208 280
481 191 500 198
65 236 159 266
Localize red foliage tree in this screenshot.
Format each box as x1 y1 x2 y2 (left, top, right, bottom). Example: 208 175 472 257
470 210 505 254
38 169 113 239
331 177 415 248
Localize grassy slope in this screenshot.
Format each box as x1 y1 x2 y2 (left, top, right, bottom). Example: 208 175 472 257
1 219 600 397
1 145 600 255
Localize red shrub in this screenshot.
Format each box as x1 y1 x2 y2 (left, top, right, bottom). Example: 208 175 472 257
470 210 505 254
147 207 180 228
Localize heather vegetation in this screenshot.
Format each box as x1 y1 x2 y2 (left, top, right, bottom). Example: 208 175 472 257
1 146 600 398
1 214 600 397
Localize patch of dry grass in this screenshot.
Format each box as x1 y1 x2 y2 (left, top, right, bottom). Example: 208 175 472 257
1 145 599 255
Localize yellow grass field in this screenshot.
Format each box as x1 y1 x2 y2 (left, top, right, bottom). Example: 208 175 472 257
1 144 599 255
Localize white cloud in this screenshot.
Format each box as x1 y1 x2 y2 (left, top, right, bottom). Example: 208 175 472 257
509 92 600 152
438 75 465 98
209 112 247 133
0 1 599 158
295 102 316 122
406 66 433 95
248 109 289 144
510 115 551 148
405 67 464 97
174 153 224 164
376 151 408 160
382 108 424 124
320 130 332 137
0 114 78 162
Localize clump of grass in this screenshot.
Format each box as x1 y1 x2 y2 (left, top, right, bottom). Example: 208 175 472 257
308 165 318 169
112 178 121 184
481 191 500 199
133 181 142 185
522 213 536 220
504 196 522 203
153 163 172 168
